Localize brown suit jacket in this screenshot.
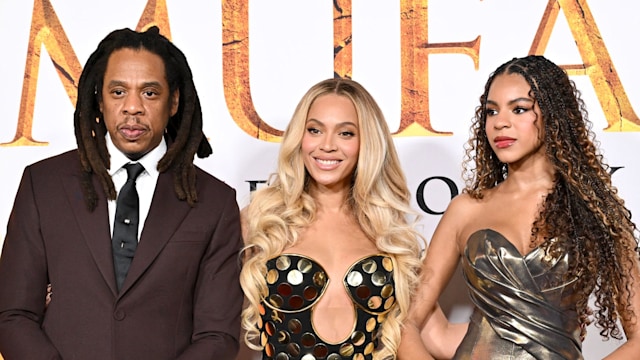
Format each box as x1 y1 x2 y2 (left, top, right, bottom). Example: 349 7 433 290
0 150 243 360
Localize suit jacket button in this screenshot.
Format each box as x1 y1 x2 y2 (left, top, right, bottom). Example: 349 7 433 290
114 310 126 321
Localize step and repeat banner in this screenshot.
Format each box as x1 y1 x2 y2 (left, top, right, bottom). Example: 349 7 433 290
0 1 637 359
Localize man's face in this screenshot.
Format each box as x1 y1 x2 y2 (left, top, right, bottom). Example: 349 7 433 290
99 48 179 160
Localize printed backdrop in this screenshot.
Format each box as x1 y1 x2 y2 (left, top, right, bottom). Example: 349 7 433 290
0 1 637 359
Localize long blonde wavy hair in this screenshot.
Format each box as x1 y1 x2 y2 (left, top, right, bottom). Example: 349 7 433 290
240 78 424 359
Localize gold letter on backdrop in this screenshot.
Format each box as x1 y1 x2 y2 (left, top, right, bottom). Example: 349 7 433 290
397 0 480 136
222 0 481 140
530 0 639 131
1 0 82 147
222 1 356 142
222 0 285 142
1 0 172 147
333 1 353 79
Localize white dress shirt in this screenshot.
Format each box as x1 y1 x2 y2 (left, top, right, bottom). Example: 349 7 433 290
106 134 165 241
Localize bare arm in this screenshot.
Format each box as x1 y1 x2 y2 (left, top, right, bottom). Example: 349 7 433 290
421 304 468 359
398 195 471 359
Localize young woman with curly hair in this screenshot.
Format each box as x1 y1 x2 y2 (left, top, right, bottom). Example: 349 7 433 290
399 55 640 359
240 78 462 360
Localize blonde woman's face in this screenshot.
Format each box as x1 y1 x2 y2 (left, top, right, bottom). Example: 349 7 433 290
301 94 360 192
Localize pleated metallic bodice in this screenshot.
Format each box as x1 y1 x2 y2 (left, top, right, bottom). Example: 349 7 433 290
258 254 396 360
453 229 582 360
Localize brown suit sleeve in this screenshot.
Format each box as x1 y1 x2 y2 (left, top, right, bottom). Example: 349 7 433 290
0 167 62 359
175 186 243 360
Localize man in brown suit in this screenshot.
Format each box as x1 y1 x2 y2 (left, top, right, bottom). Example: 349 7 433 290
0 27 242 359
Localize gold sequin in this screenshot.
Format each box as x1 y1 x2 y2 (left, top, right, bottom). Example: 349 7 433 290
277 283 293 297
384 296 396 310
287 343 301 357
269 294 284 308
298 258 313 273
351 331 365 346
313 344 328 357
339 343 355 356
382 257 393 271
287 269 304 285
289 295 304 309
356 285 371 299
313 271 327 287
271 309 283 323
265 321 276 336
304 286 318 301
288 319 302 334
276 256 291 271
381 283 394 298
366 317 377 332
277 330 290 344
361 259 377 273
265 343 275 357
260 331 268 346
364 342 375 355
368 296 382 310
347 271 363 287
301 332 316 347
371 271 387 287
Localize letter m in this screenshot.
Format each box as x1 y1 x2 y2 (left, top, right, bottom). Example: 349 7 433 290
2 0 170 146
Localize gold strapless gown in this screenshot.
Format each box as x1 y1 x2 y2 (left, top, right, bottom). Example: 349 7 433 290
453 229 583 360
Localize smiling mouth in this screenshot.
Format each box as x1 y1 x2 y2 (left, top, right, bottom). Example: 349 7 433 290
316 159 340 165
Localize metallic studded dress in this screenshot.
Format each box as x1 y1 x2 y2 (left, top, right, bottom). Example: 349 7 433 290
453 229 582 360
259 254 396 360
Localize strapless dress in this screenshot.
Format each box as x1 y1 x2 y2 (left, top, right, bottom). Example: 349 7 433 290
258 254 396 360
453 229 582 360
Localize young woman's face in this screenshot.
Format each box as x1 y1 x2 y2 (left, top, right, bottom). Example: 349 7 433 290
301 94 360 192
484 73 546 166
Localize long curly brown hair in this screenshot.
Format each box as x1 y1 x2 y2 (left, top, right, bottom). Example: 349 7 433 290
462 55 640 340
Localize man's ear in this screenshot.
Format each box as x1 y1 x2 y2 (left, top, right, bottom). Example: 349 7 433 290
170 89 180 116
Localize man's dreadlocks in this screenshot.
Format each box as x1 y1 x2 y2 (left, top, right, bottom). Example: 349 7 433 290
73 26 212 211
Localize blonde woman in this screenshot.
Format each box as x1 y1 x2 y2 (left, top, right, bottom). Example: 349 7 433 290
240 78 461 360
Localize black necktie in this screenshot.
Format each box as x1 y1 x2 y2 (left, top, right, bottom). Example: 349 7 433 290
112 162 145 291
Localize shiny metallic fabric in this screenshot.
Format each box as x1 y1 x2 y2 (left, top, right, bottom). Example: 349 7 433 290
259 254 396 360
453 229 582 360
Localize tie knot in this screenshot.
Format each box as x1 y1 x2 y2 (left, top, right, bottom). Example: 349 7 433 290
124 162 145 181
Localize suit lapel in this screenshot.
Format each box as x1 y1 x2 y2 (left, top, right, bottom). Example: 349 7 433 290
118 171 191 295
63 169 118 296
